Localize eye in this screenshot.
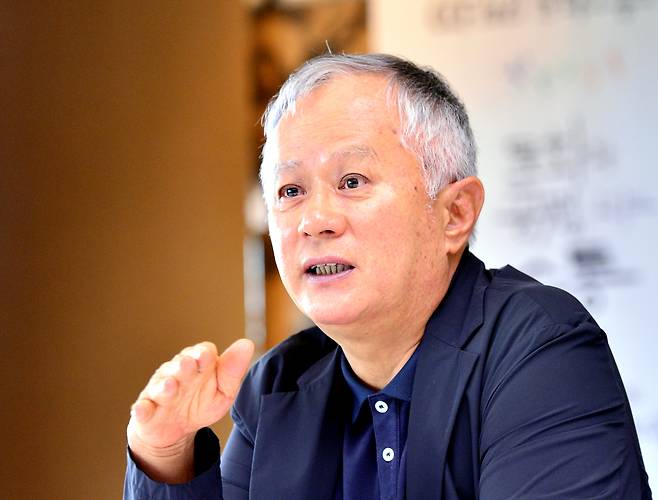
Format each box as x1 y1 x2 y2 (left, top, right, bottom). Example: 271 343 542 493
278 184 304 199
339 174 368 190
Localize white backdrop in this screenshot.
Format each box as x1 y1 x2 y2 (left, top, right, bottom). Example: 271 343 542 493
370 0 658 486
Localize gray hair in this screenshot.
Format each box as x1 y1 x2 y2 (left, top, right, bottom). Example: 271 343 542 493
260 53 477 199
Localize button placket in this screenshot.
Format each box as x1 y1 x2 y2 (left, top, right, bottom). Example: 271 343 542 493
370 396 397 464
369 395 399 499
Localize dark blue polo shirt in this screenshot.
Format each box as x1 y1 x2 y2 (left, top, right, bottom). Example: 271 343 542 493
340 348 417 500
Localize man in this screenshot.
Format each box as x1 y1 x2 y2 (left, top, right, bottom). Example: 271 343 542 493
124 54 652 499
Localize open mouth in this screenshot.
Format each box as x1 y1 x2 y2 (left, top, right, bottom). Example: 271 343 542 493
306 263 354 276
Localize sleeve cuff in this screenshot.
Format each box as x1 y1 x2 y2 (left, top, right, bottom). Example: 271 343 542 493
123 428 222 500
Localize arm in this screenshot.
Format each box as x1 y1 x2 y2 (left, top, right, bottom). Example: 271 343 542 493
479 321 651 499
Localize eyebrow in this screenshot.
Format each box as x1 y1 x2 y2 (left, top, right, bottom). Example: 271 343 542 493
330 144 379 162
272 145 378 175
272 159 301 175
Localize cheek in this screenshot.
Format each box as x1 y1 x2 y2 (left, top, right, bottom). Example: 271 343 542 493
357 193 427 242
356 198 442 271
268 219 297 277
267 212 292 245
353 205 418 267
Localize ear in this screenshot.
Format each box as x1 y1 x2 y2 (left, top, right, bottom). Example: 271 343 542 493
440 176 484 255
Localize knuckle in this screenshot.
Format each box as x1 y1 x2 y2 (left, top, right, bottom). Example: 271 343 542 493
197 341 218 354
180 345 197 356
178 354 196 370
157 361 176 377
180 345 205 361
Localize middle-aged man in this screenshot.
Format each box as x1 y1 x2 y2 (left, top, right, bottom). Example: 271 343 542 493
124 54 652 499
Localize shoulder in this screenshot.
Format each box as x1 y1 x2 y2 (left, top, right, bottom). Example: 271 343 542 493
475 264 605 382
473 266 649 496
230 326 337 440
485 264 598 333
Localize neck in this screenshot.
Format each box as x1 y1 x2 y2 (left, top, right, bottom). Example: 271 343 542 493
321 248 466 389
322 283 442 390
341 328 423 390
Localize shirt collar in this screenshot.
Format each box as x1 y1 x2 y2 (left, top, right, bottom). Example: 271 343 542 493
422 248 487 348
340 348 418 423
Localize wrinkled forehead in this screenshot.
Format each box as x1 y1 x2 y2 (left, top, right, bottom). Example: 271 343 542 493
272 143 378 178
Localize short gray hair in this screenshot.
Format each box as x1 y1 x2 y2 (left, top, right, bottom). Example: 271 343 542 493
260 53 477 199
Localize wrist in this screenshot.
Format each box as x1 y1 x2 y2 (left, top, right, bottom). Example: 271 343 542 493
128 432 196 484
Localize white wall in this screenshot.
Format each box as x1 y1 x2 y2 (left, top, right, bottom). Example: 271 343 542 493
370 0 658 486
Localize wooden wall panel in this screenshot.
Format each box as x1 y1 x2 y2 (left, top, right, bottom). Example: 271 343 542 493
1 3 250 498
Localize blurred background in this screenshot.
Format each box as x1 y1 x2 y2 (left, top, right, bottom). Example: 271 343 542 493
1 1 656 498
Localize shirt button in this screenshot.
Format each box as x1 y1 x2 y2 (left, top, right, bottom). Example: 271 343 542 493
374 400 388 413
382 447 395 462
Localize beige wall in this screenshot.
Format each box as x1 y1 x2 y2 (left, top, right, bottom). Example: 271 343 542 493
1 3 250 498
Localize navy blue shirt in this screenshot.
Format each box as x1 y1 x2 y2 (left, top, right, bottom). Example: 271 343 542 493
340 349 417 500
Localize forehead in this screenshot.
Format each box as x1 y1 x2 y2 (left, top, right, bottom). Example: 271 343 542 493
284 74 394 128
269 74 402 170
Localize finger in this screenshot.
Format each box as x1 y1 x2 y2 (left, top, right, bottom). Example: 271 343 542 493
176 355 199 381
146 376 179 404
131 398 156 423
158 355 197 382
216 338 255 400
180 342 218 373
196 341 218 356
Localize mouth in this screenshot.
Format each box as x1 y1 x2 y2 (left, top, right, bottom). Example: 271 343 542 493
305 263 355 276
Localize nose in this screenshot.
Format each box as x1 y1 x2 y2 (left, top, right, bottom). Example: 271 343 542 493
298 190 347 238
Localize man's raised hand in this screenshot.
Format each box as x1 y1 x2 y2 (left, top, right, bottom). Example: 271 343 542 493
127 338 255 483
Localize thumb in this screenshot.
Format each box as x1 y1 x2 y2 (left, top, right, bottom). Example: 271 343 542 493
216 338 255 399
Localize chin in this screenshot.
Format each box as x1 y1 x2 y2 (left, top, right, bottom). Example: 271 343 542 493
307 311 360 327
301 303 364 328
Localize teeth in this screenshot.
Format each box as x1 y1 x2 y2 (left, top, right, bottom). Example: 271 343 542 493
311 263 350 275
